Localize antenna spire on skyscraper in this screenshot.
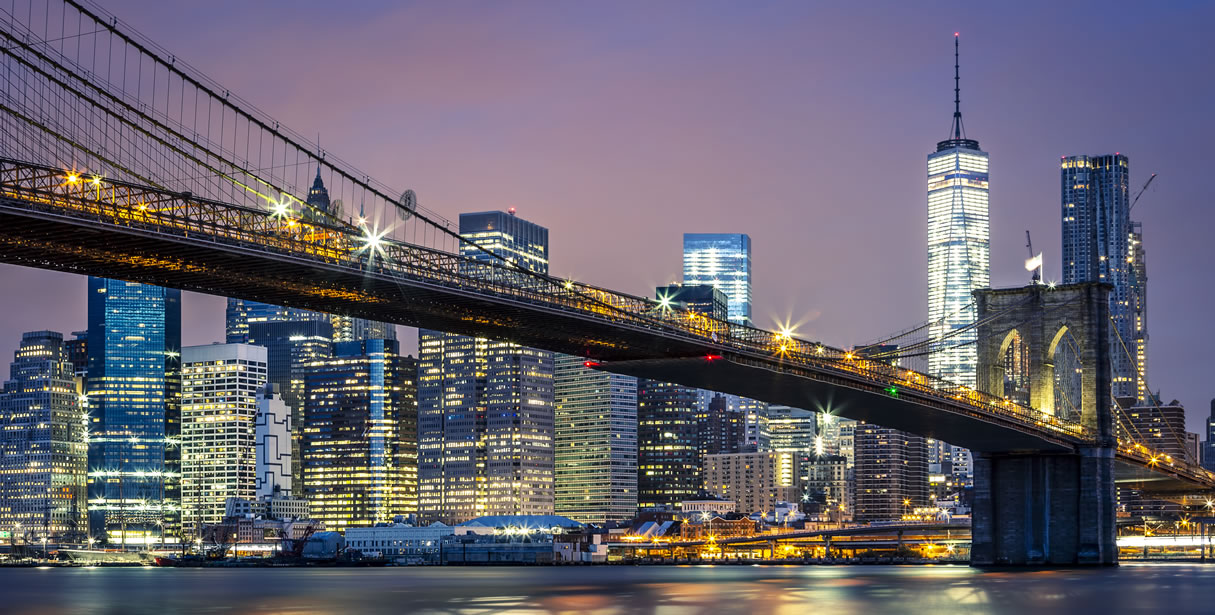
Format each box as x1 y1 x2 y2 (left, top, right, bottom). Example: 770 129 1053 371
952 33 964 140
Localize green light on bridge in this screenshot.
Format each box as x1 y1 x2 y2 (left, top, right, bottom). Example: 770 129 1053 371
885 386 898 398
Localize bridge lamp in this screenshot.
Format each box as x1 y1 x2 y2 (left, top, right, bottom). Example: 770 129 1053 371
65 172 80 184
270 199 292 218
657 294 673 311
90 175 102 186
359 227 390 258
563 279 574 290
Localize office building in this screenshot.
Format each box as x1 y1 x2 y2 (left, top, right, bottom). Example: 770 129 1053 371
181 343 267 534
853 422 929 522
805 455 848 517
768 406 816 454
703 451 802 516
682 234 752 326
255 383 293 498
739 398 770 452
419 210 553 524
1130 221 1149 402
1061 153 1141 400
0 332 87 541
553 355 637 524
86 278 181 546
927 36 988 390
637 379 702 509
303 339 417 529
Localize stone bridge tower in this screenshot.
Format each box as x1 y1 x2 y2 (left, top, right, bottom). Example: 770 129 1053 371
970 282 1116 566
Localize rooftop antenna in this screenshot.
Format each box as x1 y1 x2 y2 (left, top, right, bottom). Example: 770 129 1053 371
952 33 964 140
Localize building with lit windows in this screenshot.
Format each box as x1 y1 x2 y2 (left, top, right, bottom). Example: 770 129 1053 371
180 343 267 534
1061 153 1139 400
303 339 417 529
767 406 816 454
0 331 87 543
553 355 637 524
418 210 554 524
703 451 801 516
1118 400 1188 461
637 380 702 510
697 393 744 457
1203 400 1215 472
86 277 181 547
1130 221 1149 402
854 422 928 522
927 38 989 390
804 455 848 516
655 284 728 320
682 234 751 326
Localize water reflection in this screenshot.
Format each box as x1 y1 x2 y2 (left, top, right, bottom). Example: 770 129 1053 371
0 563 1212 615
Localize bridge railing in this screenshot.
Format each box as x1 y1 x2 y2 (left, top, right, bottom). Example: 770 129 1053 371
0 158 1096 446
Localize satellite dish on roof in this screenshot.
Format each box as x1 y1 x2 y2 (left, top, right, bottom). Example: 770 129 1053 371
398 189 417 221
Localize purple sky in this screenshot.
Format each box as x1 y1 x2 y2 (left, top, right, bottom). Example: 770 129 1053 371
2 1 1213 432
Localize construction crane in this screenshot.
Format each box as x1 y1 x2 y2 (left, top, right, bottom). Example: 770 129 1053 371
1025 230 1042 284
1129 173 1157 212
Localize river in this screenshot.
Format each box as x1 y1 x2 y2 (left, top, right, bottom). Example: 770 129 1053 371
0 563 1211 614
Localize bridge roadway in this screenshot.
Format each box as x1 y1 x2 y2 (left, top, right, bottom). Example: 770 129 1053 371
0 158 1209 492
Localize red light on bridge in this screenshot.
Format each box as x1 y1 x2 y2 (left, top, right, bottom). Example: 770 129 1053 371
705 354 723 362
583 360 601 368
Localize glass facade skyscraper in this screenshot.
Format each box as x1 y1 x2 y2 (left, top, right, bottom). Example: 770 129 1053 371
86 277 181 546
302 339 417 529
418 211 554 524
0 331 87 542
682 234 751 326
1061 153 1139 401
553 355 637 523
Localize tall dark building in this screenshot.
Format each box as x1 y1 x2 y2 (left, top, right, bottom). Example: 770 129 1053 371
853 422 929 522
698 393 744 457
302 339 417 529
86 278 181 547
1202 400 1215 472
637 380 702 509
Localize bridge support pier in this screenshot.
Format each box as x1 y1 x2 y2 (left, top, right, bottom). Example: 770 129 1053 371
971 446 1116 566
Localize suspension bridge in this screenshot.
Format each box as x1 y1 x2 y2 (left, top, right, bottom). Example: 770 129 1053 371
0 0 1209 565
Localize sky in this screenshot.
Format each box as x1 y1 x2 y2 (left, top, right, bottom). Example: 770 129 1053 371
1 0 1213 431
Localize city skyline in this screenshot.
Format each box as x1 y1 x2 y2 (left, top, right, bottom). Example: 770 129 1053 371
0 0 1212 439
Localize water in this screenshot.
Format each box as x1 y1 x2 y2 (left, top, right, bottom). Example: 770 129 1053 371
0 563 1211 614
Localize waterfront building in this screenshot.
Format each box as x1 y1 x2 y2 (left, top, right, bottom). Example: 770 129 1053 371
1061 153 1138 400
0 331 87 542
180 343 267 534
854 422 929 522
804 455 848 517
418 210 553 524
703 451 802 516
679 498 737 518
768 406 816 454
682 233 751 326
255 383 292 498
86 277 181 546
344 522 456 564
637 379 702 510
553 354 637 524
303 339 417 529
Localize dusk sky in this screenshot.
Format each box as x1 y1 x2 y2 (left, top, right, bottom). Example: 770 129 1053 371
2 1 1212 431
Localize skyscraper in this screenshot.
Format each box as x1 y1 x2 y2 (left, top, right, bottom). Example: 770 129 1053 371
1129 221 1149 403
767 406 817 454
180 343 267 534
927 35 989 389
682 234 752 326
86 278 181 547
254 383 293 498
0 331 87 542
1202 400 1215 472
302 339 417 529
553 355 637 523
1061 153 1138 400
418 211 554 524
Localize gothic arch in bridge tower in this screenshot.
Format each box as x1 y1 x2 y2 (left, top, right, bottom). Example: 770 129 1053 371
974 282 1112 437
